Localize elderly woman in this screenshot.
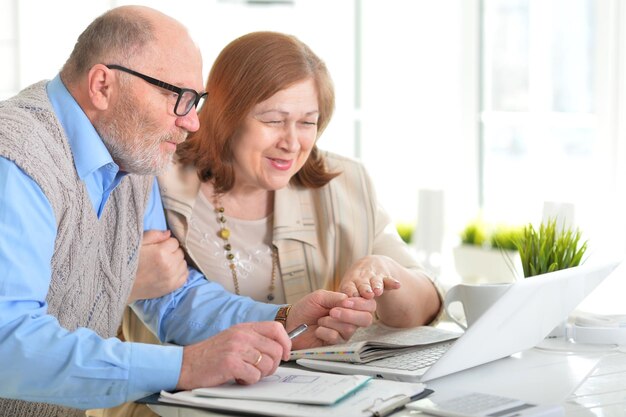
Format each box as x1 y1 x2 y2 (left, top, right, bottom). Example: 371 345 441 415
145 30 442 329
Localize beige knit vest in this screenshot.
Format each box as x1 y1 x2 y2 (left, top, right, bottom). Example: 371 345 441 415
0 82 152 417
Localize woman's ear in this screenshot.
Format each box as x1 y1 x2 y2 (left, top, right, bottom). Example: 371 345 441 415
87 64 115 111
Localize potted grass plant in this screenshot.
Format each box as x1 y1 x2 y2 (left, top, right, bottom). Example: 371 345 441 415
513 218 588 338
513 218 587 278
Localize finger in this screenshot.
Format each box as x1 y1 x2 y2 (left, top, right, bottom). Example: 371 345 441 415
142 229 171 245
235 343 276 385
248 322 291 361
152 240 184 270
253 352 280 377
329 308 374 328
167 247 187 271
356 282 375 299
339 282 360 298
252 353 268 374
370 277 384 296
329 301 376 328
235 364 262 385
311 290 349 310
238 346 280 382
316 316 358 343
159 236 183 254
253 339 285 365
249 351 263 367
341 297 377 313
382 276 401 290
314 326 347 345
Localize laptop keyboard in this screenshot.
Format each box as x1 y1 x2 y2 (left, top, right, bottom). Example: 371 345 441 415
364 341 455 371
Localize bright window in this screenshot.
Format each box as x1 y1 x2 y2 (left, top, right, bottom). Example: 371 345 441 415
480 0 625 262
2 0 625 268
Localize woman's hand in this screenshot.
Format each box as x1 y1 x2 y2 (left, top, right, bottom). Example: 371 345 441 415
339 255 442 328
338 255 402 299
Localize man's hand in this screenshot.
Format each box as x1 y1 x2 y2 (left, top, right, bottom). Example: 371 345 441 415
129 230 188 303
177 322 290 389
287 290 376 349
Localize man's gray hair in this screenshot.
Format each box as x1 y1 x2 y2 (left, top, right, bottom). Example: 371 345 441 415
61 8 155 84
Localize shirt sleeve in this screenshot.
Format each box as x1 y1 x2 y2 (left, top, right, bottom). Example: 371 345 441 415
133 268 280 345
0 157 182 409
135 179 281 345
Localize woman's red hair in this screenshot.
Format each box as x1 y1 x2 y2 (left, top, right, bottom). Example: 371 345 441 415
177 31 338 193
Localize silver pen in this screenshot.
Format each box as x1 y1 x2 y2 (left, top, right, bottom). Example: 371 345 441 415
287 323 308 339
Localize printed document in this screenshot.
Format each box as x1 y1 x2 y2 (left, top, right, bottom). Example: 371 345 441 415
159 370 425 417
189 366 370 405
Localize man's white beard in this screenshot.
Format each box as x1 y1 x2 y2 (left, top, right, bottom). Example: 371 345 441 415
96 94 186 175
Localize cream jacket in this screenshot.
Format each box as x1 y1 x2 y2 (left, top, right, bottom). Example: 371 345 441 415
159 151 440 304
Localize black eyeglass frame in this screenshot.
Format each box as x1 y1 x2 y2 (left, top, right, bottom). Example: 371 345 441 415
105 64 207 116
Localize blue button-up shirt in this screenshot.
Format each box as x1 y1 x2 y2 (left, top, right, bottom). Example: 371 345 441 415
0 76 278 409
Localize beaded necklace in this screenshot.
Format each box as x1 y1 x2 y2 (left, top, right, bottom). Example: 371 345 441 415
214 199 278 301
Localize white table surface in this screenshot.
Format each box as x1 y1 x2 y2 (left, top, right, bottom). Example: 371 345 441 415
149 338 626 417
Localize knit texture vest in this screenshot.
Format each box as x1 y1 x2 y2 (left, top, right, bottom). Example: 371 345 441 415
0 81 152 417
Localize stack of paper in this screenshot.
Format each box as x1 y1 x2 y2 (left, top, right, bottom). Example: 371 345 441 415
158 366 425 417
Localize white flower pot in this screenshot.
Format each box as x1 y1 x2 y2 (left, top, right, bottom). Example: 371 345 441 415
452 245 523 284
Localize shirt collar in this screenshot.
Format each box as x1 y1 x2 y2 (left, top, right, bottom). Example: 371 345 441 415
46 74 120 180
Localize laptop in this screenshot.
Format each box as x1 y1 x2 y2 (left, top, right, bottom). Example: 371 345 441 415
297 261 620 382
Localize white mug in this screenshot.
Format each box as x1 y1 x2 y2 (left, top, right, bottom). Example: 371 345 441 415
444 283 512 330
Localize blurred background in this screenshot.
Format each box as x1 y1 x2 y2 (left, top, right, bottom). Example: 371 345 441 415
1 0 625 303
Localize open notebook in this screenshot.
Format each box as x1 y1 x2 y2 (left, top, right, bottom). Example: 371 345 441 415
290 325 460 362
296 261 620 382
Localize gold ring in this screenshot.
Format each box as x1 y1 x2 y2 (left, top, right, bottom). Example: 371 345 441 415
253 353 263 367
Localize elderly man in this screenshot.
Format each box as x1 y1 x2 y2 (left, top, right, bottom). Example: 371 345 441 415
0 6 374 416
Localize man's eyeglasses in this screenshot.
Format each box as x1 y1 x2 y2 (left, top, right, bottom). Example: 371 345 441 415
105 64 207 116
